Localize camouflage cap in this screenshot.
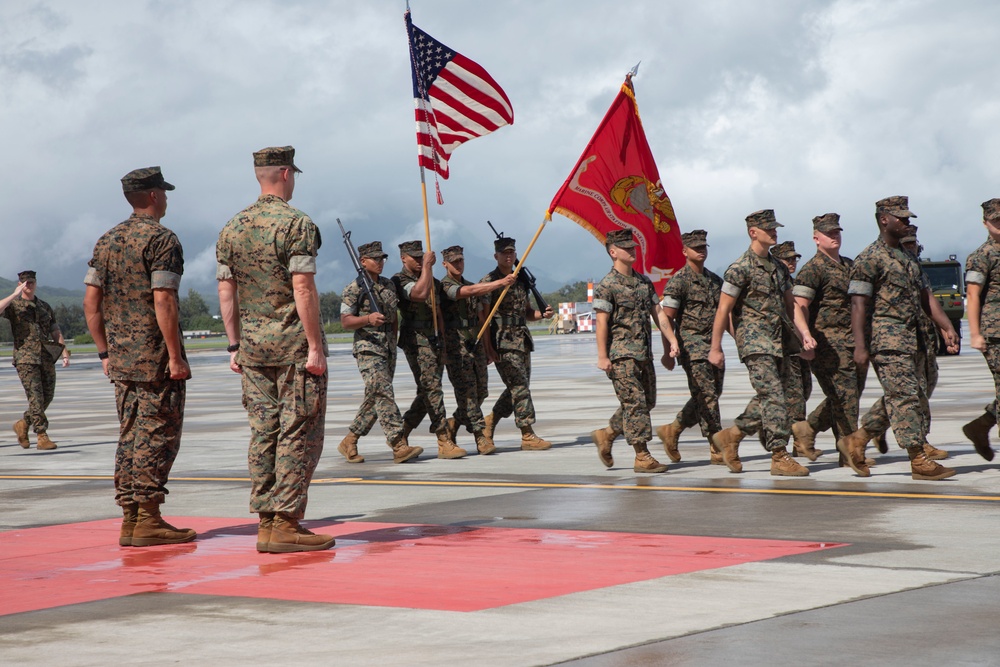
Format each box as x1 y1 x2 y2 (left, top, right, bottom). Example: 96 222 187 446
252 145 302 173
745 209 783 230
605 229 637 248
982 198 1000 222
812 213 843 233
680 229 709 248
358 241 388 259
875 195 917 218
399 240 424 257
771 241 801 261
494 237 516 252
121 166 175 193
900 224 919 245
17 270 36 282
442 245 464 262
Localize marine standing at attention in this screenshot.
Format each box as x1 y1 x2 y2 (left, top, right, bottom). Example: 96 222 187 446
84 166 195 547
590 229 678 473
216 146 334 553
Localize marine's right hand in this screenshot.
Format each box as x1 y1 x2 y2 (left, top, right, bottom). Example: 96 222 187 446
169 357 191 380
853 347 869 367
972 333 986 352
368 312 386 327
708 348 725 369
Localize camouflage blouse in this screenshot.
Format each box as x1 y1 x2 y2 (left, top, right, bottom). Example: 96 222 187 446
85 213 186 382
722 247 795 361
593 268 658 362
659 263 722 361
848 237 924 355
1 296 58 366
341 275 399 358
216 194 327 366
966 237 1000 339
793 252 855 349
442 273 487 343
394 268 444 349
480 268 533 353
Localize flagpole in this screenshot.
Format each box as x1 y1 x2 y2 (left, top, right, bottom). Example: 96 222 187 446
418 168 440 339
475 214 550 344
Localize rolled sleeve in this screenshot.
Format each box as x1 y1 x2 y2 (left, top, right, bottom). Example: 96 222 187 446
660 296 681 310
721 281 742 298
340 302 354 315
288 255 317 274
966 270 986 286
848 280 873 297
592 298 613 313
83 267 102 288
792 285 816 300
444 283 461 300
151 270 182 290
215 263 233 281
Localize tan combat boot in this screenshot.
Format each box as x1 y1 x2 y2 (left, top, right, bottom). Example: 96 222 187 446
520 426 552 451
591 426 619 468
437 431 467 459
633 449 668 473
119 503 139 547
771 448 810 476
791 420 822 461
36 433 57 450
13 420 30 448
836 428 872 477
922 442 948 461
962 412 997 461
337 431 364 463
707 435 725 465
391 435 423 463
256 512 275 553
474 431 496 455
656 419 683 462
908 447 956 481
131 503 197 547
874 432 889 454
264 514 335 553
445 417 459 442
712 425 744 473
483 412 498 440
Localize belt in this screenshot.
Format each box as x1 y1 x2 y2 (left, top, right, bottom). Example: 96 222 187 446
493 315 526 327
444 317 475 329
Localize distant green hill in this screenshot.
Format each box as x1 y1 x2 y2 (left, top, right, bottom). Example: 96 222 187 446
0 276 85 308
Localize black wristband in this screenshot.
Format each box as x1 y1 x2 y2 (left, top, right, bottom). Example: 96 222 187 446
226 342 240 353
98 351 109 360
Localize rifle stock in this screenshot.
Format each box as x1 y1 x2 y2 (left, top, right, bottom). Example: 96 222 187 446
337 218 381 315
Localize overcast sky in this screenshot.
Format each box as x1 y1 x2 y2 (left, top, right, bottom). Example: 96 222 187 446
3 0 999 301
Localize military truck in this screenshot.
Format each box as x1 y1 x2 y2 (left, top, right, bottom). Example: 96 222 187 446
920 255 964 355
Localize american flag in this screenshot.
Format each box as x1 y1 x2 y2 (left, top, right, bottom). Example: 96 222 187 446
405 11 514 180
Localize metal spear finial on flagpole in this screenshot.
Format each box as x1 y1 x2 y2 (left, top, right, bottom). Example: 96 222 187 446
628 61 640 78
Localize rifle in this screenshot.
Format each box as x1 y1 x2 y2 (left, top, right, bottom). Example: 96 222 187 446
487 220 549 313
337 218 380 315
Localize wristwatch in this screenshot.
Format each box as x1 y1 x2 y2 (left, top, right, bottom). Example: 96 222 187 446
226 342 240 353
98 351 109 360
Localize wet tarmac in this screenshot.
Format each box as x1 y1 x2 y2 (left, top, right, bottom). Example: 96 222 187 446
1 332 998 666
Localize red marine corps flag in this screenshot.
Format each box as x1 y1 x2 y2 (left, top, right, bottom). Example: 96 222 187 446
547 70 683 294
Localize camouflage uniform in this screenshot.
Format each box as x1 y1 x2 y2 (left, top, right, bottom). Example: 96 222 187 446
394 259 448 435
723 247 799 451
341 268 404 444
481 266 537 428
441 271 490 434
594 266 661 446
794 248 863 442
965 233 1000 427
660 263 725 437
2 293 60 435
85 208 187 508
848 237 929 450
217 190 328 520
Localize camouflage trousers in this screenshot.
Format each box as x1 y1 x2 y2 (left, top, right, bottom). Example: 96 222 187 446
806 345 864 442
860 351 930 449
861 347 935 442
981 343 1000 422
734 353 793 451
350 351 404 444
786 356 813 423
607 357 656 447
242 364 327 520
113 378 185 507
675 358 724 437
444 333 489 433
15 362 56 434
492 349 536 428
401 341 447 434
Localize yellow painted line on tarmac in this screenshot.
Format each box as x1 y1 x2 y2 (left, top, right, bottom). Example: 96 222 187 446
3 474 999 502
